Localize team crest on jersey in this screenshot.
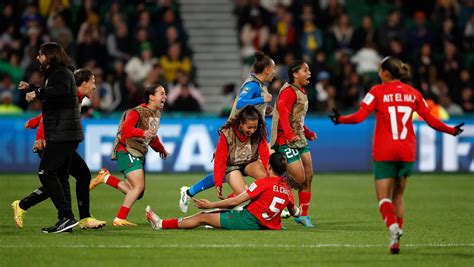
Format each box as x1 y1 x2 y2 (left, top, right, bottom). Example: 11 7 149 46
248 182 257 192
241 86 250 94
363 93 375 105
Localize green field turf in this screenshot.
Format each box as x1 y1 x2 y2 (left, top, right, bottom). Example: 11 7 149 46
1 173 473 267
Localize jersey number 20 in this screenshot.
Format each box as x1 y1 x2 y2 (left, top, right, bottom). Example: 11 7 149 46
388 106 412 140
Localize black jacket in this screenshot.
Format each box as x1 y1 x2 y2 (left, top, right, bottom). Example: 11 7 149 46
28 66 84 142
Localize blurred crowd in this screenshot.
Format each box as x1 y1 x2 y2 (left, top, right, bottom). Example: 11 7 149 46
235 0 474 116
1 0 473 117
0 0 203 115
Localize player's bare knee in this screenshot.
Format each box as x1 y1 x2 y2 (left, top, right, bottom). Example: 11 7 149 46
137 189 145 200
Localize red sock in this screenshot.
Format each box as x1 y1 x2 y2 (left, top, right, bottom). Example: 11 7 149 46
116 206 130 219
298 191 312 216
226 193 235 199
397 217 404 229
105 174 120 188
162 218 179 229
379 199 397 228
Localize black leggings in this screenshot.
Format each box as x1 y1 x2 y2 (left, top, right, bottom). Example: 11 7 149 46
19 147 91 219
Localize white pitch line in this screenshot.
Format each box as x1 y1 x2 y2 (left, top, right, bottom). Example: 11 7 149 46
1 243 473 249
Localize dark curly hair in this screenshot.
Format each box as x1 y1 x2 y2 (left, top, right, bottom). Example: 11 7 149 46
220 105 266 144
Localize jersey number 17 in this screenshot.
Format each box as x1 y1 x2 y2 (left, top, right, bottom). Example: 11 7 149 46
388 106 412 140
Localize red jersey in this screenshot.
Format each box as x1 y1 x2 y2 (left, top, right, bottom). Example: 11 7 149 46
246 177 295 230
116 103 166 155
339 81 456 162
213 127 269 187
275 87 314 145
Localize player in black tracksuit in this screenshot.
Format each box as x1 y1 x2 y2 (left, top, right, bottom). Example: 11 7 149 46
13 68 106 230
18 42 83 233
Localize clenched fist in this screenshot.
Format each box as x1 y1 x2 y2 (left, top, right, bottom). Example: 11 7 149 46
18 81 30 90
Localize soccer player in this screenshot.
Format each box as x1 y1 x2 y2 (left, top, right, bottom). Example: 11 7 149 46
12 68 106 230
179 52 275 212
329 56 464 254
89 84 169 226
213 105 269 200
270 60 317 228
146 152 301 230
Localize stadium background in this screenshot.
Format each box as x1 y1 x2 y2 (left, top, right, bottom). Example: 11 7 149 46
0 2 473 266
0 0 473 173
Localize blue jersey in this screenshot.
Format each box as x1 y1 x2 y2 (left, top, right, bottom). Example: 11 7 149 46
236 81 265 109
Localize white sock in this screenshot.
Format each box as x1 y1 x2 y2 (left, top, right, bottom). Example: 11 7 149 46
103 174 111 183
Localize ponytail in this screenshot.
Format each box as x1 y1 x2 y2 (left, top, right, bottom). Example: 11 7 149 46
252 51 273 74
380 56 411 80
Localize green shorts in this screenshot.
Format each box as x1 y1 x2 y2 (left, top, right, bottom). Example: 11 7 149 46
373 161 414 180
220 209 265 230
116 151 144 175
274 144 310 164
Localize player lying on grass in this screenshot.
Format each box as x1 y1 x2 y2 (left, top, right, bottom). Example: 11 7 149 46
146 152 301 230
329 56 464 254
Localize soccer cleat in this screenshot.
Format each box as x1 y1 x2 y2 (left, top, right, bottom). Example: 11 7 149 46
294 216 315 228
389 224 403 254
89 168 109 191
179 186 191 213
280 210 291 219
145 205 162 230
113 217 137 227
42 218 78 233
79 217 107 229
12 200 26 228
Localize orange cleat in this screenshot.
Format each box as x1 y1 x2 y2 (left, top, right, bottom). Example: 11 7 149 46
89 168 110 191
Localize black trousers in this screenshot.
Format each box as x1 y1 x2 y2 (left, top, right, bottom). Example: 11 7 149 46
36 141 79 219
19 149 91 219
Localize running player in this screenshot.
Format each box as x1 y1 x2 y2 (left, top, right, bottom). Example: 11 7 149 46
89 84 169 226
329 56 464 254
146 152 300 230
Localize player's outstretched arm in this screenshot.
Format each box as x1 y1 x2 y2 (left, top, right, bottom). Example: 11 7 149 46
419 109 464 136
332 107 371 125
194 191 251 209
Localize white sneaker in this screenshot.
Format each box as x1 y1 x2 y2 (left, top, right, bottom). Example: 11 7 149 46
145 205 162 230
389 224 403 254
280 210 291 219
179 186 191 213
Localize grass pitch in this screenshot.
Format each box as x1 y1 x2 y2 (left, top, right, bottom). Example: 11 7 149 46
1 173 473 267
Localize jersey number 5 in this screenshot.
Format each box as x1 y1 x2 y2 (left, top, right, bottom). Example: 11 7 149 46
388 106 412 140
262 196 286 221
